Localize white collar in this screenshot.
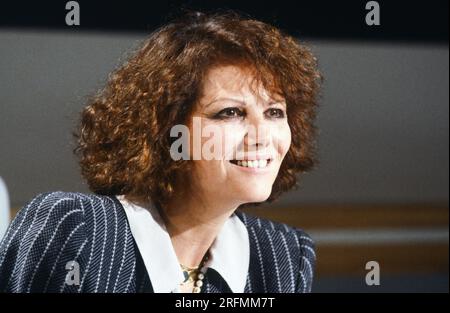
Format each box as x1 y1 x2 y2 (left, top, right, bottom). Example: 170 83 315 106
115 195 250 293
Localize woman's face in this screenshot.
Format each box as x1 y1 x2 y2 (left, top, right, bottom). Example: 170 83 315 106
187 65 292 206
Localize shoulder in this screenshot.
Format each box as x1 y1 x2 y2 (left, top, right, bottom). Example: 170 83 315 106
235 210 315 250
1 191 90 251
6 191 126 231
0 191 131 292
0 191 87 292
2 191 123 235
235 210 316 293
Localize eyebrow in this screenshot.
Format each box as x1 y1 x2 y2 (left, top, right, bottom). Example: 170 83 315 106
203 97 245 108
203 97 285 108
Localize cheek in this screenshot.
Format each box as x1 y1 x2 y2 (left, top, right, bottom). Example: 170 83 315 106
275 122 292 158
222 126 246 158
201 122 246 160
191 160 224 190
188 117 229 160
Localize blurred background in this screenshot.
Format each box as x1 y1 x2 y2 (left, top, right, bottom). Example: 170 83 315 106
0 0 448 292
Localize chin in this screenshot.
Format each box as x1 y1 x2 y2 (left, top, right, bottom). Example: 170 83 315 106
238 186 273 203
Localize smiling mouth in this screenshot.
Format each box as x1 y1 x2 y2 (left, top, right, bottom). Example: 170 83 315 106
229 159 272 169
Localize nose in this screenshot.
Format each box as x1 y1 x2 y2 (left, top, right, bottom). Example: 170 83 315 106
244 112 271 150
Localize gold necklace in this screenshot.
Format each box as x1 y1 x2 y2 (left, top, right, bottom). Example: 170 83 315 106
180 264 199 283
179 251 209 293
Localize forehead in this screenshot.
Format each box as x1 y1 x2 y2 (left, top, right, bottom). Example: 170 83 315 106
200 65 282 104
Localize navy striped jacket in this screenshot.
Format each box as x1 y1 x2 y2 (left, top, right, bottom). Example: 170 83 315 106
0 191 315 293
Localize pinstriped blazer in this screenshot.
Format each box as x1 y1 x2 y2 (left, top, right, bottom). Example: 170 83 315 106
0 191 315 293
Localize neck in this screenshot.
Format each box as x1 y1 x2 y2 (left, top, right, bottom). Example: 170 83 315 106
160 191 239 268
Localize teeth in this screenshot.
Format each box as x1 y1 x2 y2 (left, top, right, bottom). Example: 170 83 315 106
233 159 270 168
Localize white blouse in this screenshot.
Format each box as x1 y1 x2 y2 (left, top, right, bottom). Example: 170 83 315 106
115 195 250 293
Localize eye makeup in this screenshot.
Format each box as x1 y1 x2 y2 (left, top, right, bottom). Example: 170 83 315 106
209 106 286 120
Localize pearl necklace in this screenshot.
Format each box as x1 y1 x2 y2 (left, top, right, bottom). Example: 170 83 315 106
179 251 209 293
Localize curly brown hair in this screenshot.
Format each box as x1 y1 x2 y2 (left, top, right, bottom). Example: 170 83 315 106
73 11 322 209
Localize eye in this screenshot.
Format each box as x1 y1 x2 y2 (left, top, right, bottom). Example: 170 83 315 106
265 108 286 119
214 107 245 119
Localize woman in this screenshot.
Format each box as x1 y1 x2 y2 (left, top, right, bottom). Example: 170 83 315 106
0 11 321 293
